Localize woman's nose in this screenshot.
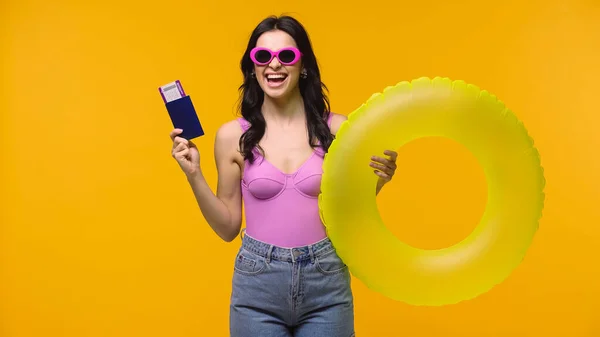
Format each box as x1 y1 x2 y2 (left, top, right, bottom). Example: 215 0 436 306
268 57 281 69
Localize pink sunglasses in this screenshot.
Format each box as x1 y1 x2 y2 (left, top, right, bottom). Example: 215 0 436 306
250 47 303 66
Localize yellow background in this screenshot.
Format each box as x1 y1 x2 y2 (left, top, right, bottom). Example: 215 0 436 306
2 0 599 336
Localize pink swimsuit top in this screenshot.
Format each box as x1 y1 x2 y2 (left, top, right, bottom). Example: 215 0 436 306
238 115 332 248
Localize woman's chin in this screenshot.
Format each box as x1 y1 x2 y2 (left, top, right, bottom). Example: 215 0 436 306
264 89 287 100
263 85 291 100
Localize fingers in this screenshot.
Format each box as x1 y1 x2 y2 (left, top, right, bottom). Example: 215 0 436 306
383 149 398 161
170 129 189 149
174 148 190 161
369 161 395 176
371 150 398 181
171 132 189 149
371 155 397 170
173 141 188 153
172 141 190 157
171 134 190 159
169 128 183 141
170 129 197 149
374 169 391 181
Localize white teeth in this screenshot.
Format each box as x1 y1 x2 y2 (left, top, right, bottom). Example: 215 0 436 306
267 74 287 79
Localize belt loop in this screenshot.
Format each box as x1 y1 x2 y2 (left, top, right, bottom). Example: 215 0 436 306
290 248 296 263
308 245 315 263
240 228 246 240
266 245 274 263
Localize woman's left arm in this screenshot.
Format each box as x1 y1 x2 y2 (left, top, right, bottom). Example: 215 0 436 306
328 113 398 195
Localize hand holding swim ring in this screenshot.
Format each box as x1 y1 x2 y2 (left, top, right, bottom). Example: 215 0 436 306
370 150 398 192
170 128 201 176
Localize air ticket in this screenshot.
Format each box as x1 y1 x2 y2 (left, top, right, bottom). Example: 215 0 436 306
159 80 186 103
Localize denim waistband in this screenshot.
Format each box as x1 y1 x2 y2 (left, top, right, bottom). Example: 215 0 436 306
240 230 335 263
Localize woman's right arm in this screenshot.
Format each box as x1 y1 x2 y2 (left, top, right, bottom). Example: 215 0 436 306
170 120 243 242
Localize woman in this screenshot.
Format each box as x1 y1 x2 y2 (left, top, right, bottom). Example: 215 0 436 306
169 15 398 337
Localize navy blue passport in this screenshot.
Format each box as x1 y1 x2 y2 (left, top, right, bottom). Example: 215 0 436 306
165 95 204 140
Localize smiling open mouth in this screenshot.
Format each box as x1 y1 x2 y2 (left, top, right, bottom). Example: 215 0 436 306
266 73 288 83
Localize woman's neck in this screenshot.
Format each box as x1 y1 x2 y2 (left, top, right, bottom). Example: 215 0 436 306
261 88 305 126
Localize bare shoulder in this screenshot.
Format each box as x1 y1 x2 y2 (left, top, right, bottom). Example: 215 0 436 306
329 112 348 136
215 119 244 143
214 119 244 162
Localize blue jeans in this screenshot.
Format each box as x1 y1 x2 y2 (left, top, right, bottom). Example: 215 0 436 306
230 231 355 337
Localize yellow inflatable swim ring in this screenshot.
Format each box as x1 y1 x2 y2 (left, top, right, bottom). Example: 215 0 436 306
318 77 545 306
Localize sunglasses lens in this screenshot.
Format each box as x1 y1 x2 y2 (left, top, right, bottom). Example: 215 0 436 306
278 50 296 64
254 50 272 64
